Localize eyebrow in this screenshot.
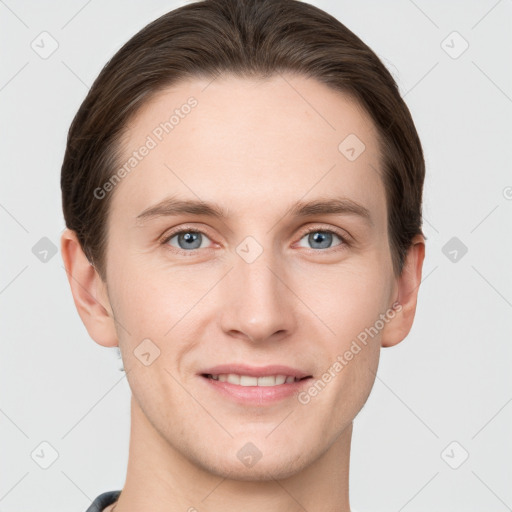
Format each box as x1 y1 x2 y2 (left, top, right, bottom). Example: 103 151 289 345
136 196 373 226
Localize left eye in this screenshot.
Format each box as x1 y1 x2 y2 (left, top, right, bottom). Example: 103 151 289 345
297 230 343 250
166 230 212 251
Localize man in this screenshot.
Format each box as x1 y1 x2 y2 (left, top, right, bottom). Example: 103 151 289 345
60 1 425 510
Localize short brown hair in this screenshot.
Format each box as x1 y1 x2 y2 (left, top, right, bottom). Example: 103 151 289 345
61 0 425 281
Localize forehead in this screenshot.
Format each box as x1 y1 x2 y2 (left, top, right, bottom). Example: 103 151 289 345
111 73 385 225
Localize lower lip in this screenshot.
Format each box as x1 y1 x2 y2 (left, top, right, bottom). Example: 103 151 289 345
200 375 312 405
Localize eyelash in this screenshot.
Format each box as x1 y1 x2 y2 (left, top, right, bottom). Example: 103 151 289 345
160 224 351 256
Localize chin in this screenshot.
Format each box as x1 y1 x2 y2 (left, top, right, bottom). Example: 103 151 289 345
214 461 306 482
196 446 311 482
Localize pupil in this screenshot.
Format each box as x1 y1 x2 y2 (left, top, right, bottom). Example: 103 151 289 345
180 232 200 249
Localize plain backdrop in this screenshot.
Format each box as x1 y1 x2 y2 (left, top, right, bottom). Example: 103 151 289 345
1 1 511 511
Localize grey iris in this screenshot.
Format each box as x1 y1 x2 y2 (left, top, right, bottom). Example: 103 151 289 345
309 231 332 249
178 232 202 250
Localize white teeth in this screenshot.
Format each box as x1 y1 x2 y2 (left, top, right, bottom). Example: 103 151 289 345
274 375 287 385
227 374 240 385
207 373 301 386
240 375 258 386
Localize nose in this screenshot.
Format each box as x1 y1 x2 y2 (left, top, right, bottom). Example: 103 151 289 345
218 245 296 344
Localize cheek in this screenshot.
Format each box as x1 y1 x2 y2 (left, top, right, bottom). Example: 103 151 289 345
108 260 215 384
299 268 385 426
109 265 198 410
300 259 392 345
109 257 205 332
314 261 390 412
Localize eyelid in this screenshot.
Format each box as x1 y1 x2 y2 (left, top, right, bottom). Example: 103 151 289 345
159 224 216 251
160 223 353 254
297 224 352 244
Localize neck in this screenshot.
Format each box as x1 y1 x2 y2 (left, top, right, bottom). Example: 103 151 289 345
111 395 352 512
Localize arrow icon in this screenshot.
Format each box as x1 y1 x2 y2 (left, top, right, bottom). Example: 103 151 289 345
31 441 59 469
236 236 263 263
135 339 161 366
445 39 455 48
32 237 58 262
442 236 467 263
338 134 365 161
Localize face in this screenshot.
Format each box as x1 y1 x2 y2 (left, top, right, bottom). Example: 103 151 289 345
102 74 399 480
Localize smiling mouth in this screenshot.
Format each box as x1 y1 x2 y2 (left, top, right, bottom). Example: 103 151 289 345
201 373 312 387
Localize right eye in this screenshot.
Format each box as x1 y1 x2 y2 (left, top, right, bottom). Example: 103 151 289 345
162 229 214 252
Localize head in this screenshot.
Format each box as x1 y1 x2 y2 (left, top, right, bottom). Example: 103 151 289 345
61 0 425 481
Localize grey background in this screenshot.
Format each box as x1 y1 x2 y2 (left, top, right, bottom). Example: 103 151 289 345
1 0 511 511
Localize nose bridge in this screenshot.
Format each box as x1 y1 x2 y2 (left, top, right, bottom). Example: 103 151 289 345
219 237 295 342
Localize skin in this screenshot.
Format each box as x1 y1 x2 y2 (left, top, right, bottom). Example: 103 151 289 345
61 73 425 512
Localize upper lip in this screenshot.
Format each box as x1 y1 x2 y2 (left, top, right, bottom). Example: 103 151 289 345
200 364 312 379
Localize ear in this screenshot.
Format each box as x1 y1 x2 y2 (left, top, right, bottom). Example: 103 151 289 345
381 234 425 348
60 228 118 347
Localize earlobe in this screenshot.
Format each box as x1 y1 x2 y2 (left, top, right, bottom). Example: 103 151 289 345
381 234 426 348
60 228 118 347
